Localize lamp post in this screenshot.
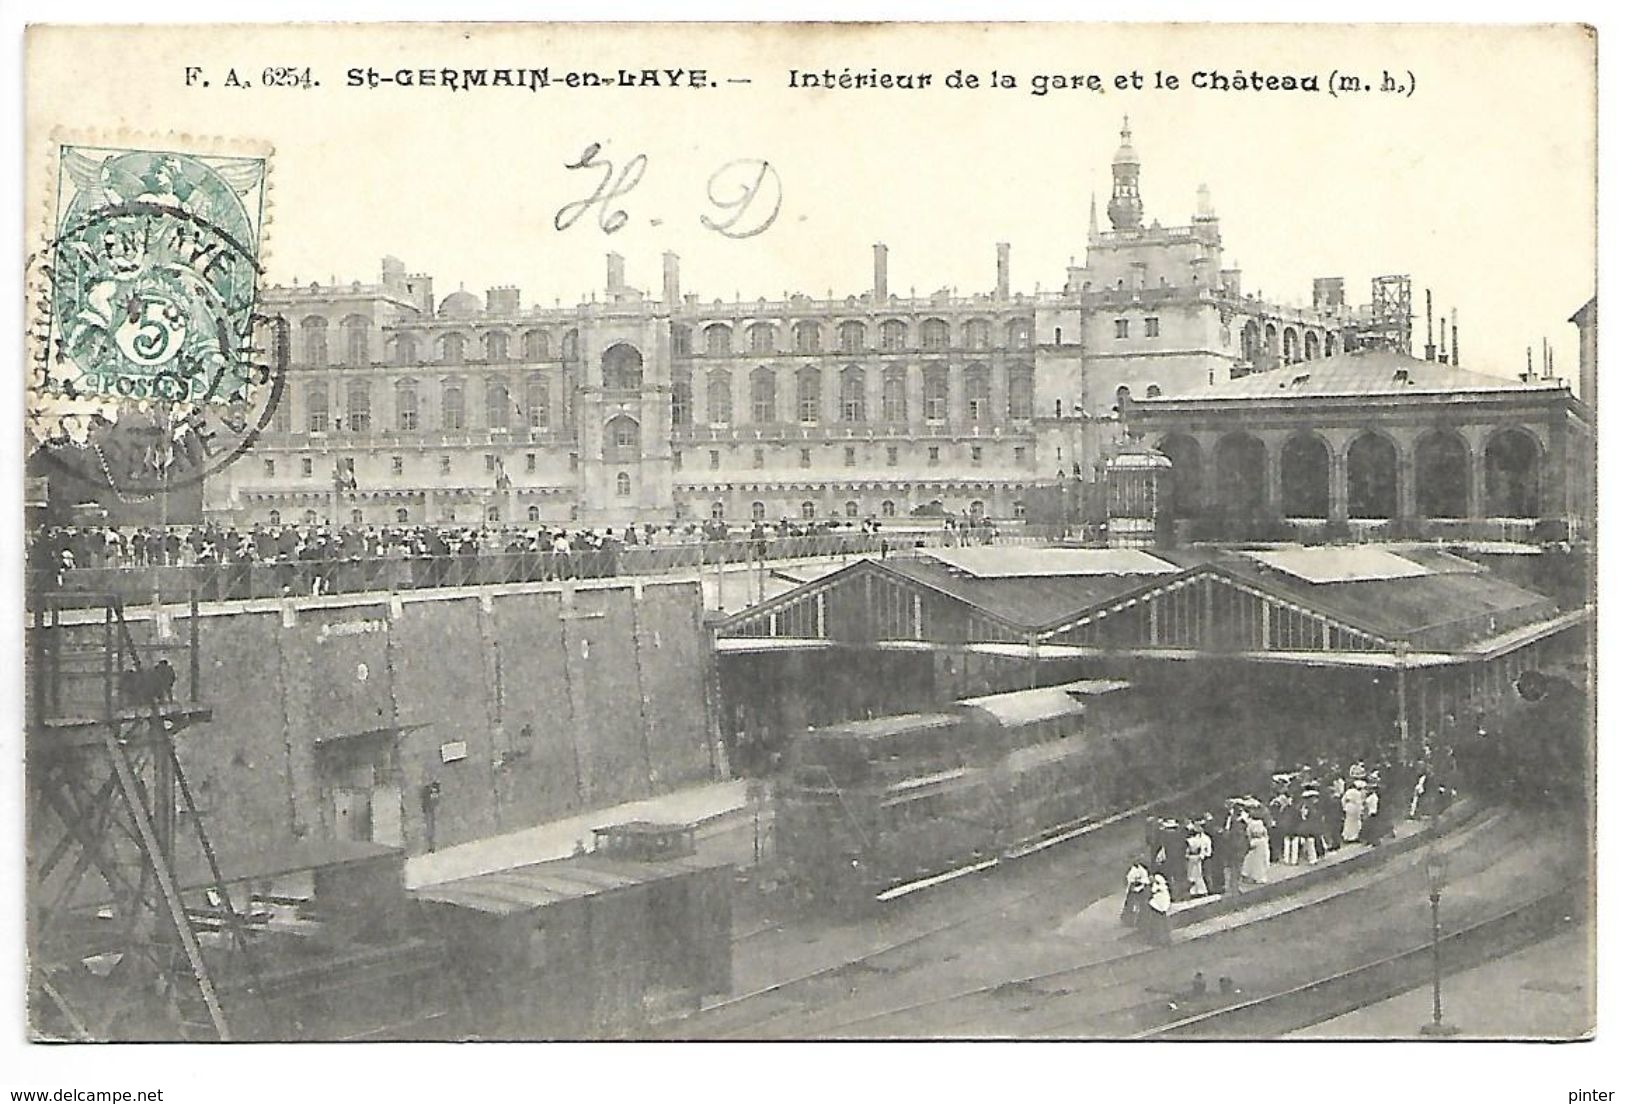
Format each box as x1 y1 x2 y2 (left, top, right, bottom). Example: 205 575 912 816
1419 849 1460 1036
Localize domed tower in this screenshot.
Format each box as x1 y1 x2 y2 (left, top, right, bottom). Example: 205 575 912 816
1106 116 1144 231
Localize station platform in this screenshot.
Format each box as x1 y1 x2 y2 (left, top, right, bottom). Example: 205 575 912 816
405 778 751 890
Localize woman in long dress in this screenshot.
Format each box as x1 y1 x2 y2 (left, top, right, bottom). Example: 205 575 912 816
1342 781 1366 843
1241 813 1271 884
1185 824 1210 897
1143 873 1173 945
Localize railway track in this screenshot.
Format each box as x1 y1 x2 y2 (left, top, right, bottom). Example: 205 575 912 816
1134 884 1581 1039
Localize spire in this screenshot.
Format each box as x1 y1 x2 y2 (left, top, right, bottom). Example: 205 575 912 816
1107 116 1144 230
1195 183 1214 219
1088 192 1099 237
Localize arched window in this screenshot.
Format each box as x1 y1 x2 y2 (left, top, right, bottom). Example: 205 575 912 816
969 500 985 519
606 415 640 453
301 317 328 366
840 365 867 423
1485 429 1541 517
1241 320 1262 364
704 323 732 356
964 365 990 422
395 379 419 431
1347 433 1399 519
881 499 896 518
845 501 859 518
671 375 692 427
1416 431 1469 518
525 376 549 429
838 321 866 353
1145 384 1162 399
439 332 465 365
484 331 510 362
671 325 692 355
706 370 733 424
797 367 821 423
1214 433 1266 515
882 368 907 422
1304 331 1321 360
485 379 511 429
710 501 725 521
345 380 372 432
750 367 777 423
351 509 364 525
617 472 632 497
1008 367 1033 419
342 316 370 366
1281 434 1330 518
793 320 821 353
523 330 550 360
880 319 907 351
393 333 417 366
602 343 644 390
268 509 281 525
748 322 776 353
562 329 579 359
1005 318 1032 349
441 381 465 430
964 319 991 349
1013 500 1026 519
800 501 816 520
751 501 766 521
1282 328 1300 364
921 319 950 350
1265 323 1280 363
397 507 411 524
1157 434 1203 518
487 505 501 523
305 384 329 433
1115 384 1132 414
924 366 948 421
527 505 540 522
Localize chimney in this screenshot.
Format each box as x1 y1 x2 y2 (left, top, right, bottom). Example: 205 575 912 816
487 286 521 315
996 242 1011 300
1450 308 1459 367
1524 347 1534 382
1423 289 1436 362
873 243 888 303
1438 314 1450 364
662 251 681 306
1543 336 1552 378
607 252 626 295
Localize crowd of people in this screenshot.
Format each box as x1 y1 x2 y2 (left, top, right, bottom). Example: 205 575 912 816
1120 740 1463 944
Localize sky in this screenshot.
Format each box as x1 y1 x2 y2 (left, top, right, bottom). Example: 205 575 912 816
26 23 1595 381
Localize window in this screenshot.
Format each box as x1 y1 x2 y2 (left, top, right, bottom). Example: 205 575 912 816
487 505 501 523
616 472 632 497
672 377 692 427
882 370 906 422
751 501 766 521
527 505 540 522
794 321 821 353
395 379 419 430
263 458 275 478
486 379 511 429
303 509 318 525
845 501 859 518
924 367 948 421
391 455 403 476
797 367 821 423
526 377 549 429
751 368 776 423
439 332 465 365
394 334 418 366
1015 446 1027 464
673 452 683 471
838 320 865 353
964 319 991 349
271 389 291 433
881 500 896 518
886 445 898 467
844 446 856 467
523 330 550 360
880 319 907 351
928 446 940 466
608 416 640 452
1006 319 1032 349
1008 369 1034 420
799 448 811 469
704 323 732 356
439 455 451 475
1014 500 1026 519
306 384 329 433
964 366 990 422
484 454 497 473
710 501 725 521
562 330 579 359
351 509 364 525
1115 319 1131 339
753 447 765 469
343 316 370 366
969 500 985 519
840 366 866 422
1054 328 1062 344
1145 384 1163 398
707 371 733 424
921 319 949 350
301 317 328 366
1145 317 1160 338
526 453 537 473
569 453 579 472
268 509 281 525
748 323 776 353
603 344 644 390
971 445 983 466
709 450 720 471
301 457 313 477
442 382 465 430
801 501 816 520
346 380 372 432
671 325 691 355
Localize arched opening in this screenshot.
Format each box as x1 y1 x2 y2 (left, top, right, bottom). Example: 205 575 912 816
268 509 281 526
748 322 776 354
397 507 411 524
793 321 821 353
796 367 821 423
706 370 733 424
527 505 540 522
1156 434 1203 518
484 379 510 430
921 318 950 350
801 501 816 520
838 320 865 353
301 316 328 366
1241 320 1261 364
1304 331 1321 360
1484 428 1542 517
602 343 644 390
845 501 859 518
840 365 867 423
395 379 419 431
1282 327 1300 364
617 472 632 497
605 415 641 455
1265 323 1280 365
703 324 732 356
342 315 371 366
881 500 897 518
882 369 907 422
751 367 777 423
751 501 766 521
1347 433 1398 519
1114 384 1131 415
1415 430 1469 518
441 381 464 430
1280 433 1330 518
968 500 985 519
710 501 726 521
1214 433 1267 515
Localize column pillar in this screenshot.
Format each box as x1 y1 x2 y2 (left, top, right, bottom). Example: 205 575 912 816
1396 438 1418 522
1264 438 1284 517
1329 449 1349 524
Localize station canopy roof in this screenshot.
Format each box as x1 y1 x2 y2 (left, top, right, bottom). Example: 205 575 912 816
1140 350 1565 402
413 853 720 916
924 547 1180 578
958 679 1131 728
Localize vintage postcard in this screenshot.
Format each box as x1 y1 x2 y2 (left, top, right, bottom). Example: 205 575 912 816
13 17 1598 1071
